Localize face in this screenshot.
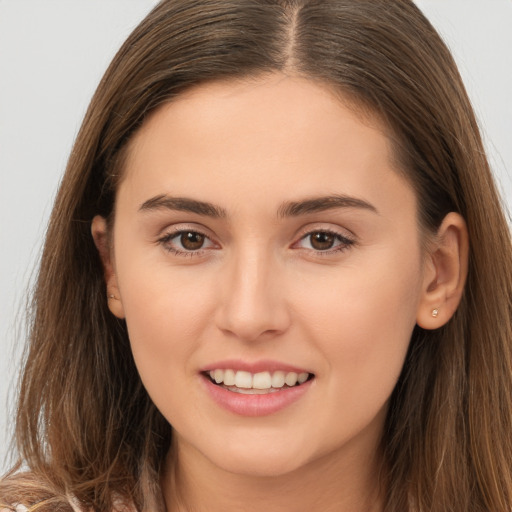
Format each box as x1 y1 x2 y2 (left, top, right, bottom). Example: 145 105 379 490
99 75 429 477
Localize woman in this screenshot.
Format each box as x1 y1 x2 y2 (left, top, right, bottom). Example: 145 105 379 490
1 0 511 511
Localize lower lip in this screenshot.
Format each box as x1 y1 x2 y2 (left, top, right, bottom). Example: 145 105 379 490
201 375 313 417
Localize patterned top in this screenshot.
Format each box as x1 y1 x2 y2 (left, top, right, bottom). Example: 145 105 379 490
0 497 84 512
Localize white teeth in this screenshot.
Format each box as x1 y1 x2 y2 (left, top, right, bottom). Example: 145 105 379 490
271 371 285 388
253 371 272 389
234 371 252 389
298 372 309 384
207 369 311 390
285 372 298 386
214 369 223 384
223 369 236 386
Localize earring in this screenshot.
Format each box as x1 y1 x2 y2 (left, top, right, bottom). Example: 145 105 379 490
432 308 439 318
108 294 119 301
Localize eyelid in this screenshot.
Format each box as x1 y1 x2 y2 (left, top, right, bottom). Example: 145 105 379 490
156 223 219 256
291 225 357 254
155 222 356 257
293 223 356 242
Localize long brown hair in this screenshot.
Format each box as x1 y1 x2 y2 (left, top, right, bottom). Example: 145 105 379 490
2 1 511 510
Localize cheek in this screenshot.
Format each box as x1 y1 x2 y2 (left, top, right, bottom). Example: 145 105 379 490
113 245 219 390
117 270 223 426
291 247 422 411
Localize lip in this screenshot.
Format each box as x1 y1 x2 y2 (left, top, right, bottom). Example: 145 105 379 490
200 359 311 374
200 360 314 417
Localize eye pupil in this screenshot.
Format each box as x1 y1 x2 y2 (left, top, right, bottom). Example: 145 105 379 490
310 232 335 250
181 232 205 250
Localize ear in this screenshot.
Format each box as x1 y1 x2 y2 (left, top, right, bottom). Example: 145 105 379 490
91 215 125 319
416 212 468 329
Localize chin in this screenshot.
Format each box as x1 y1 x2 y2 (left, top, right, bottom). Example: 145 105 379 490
202 434 316 478
215 453 307 478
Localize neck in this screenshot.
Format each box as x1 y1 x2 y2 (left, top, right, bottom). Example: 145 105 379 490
161 432 385 512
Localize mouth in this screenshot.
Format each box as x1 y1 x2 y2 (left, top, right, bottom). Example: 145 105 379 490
203 369 315 395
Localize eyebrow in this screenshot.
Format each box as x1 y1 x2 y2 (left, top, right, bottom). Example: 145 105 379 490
139 195 227 218
139 193 378 218
277 195 378 217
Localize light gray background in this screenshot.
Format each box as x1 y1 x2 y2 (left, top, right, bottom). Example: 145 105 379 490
1 0 511 472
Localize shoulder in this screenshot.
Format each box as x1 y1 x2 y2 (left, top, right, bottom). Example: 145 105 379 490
1 474 137 512
1 472 137 512
0 496 84 512
0 505 83 512
0 472 79 512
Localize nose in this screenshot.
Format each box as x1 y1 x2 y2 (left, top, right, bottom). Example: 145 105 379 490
214 249 291 342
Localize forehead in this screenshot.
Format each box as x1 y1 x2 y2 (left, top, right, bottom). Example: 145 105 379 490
118 74 414 218
127 74 387 157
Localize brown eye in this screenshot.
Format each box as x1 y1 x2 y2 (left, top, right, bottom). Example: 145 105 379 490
159 229 216 255
309 232 336 250
180 231 205 250
294 229 354 254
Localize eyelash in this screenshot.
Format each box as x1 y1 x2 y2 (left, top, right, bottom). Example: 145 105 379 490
294 229 355 256
158 229 214 257
157 228 355 257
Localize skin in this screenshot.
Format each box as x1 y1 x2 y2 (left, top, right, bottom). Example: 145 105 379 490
92 74 468 512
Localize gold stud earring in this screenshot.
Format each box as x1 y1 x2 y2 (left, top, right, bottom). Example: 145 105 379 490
432 308 439 318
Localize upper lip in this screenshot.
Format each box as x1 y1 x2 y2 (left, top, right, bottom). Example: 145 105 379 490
200 359 313 375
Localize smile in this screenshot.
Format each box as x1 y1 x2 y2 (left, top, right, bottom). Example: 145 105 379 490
207 369 311 394
201 366 315 416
